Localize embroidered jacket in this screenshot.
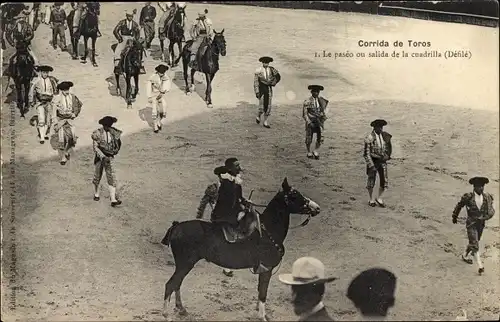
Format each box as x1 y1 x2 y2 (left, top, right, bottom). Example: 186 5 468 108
452 192 495 221
6 20 34 48
91 127 122 159
303 96 328 128
28 76 59 105
113 19 140 41
197 182 220 218
254 66 281 97
50 7 67 24
146 73 171 98
140 5 156 24
211 173 245 225
52 93 83 120
190 17 213 39
363 130 392 168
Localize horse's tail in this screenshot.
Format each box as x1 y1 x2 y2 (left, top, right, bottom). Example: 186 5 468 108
160 221 180 247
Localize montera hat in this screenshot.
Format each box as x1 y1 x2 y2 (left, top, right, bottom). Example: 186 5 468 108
38 65 54 72
213 166 228 176
346 268 396 308
259 56 273 63
224 157 239 168
155 64 169 73
57 81 74 91
125 9 136 16
198 9 208 16
308 85 324 92
99 116 118 126
370 119 387 127
279 257 337 285
469 176 489 186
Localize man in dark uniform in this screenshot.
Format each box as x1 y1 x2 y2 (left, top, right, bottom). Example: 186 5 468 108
347 268 397 319
139 2 156 50
254 56 281 128
112 10 145 74
363 119 392 208
279 257 337 321
303 85 328 160
49 3 67 51
452 176 495 274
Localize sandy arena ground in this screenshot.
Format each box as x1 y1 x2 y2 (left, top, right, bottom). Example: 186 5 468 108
1 3 499 321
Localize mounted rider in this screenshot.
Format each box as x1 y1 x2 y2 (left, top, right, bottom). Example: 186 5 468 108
211 158 270 274
29 65 59 144
197 165 229 219
188 8 213 70
72 2 102 37
112 10 145 74
6 7 39 72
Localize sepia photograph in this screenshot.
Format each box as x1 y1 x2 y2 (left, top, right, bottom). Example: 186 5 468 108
1 1 498 321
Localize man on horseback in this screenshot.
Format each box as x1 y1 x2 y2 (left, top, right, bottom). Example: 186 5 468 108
29 65 58 144
49 3 67 51
113 10 145 74
51 81 83 164
157 2 174 37
147 64 172 133
6 8 39 71
196 165 229 219
72 2 102 38
139 2 156 50
211 158 270 274
188 9 213 70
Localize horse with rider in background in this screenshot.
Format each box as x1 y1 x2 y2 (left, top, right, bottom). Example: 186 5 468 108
68 2 100 66
160 2 186 66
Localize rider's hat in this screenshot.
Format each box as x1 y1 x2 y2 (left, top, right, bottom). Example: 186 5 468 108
125 9 136 16
155 64 169 74
99 116 118 127
259 56 273 64
469 176 489 186
279 257 337 286
198 9 208 17
38 65 54 72
57 81 74 91
308 85 324 92
370 119 388 128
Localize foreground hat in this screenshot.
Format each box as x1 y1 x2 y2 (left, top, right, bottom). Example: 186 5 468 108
370 119 387 127
155 64 169 73
308 85 324 92
259 56 273 64
469 176 489 186
57 81 74 91
99 116 118 126
347 268 396 310
279 257 337 285
213 166 228 176
224 157 239 167
38 65 54 72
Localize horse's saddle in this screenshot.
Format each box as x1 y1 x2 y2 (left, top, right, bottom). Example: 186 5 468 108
220 210 261 244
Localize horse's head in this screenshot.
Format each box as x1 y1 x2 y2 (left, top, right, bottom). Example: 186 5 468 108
280 177 320 216
125 39 144 70
212 29 226 56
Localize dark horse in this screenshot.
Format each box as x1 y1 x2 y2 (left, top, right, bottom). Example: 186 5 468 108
174 29 226 108
68 3 99 67
160 178 321 321
160 6 185 66
113 39 144 108
0 3 24 50
5 41 36 118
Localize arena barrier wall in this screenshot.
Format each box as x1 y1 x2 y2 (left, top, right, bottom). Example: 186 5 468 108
197 1 499 28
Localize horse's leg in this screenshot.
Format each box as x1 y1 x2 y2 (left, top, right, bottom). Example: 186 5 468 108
256 271 272 321
132 73 139 99
190 68 196 92
81 35 88 63
205 73 213 108
163 262 196 319
182 56 190 94
15 81 24 118
168 41 174 66
159 39 165 62
175 41 182 67
91 36 98 67
23 80 30 116
114 72 121 97
125 74 132 108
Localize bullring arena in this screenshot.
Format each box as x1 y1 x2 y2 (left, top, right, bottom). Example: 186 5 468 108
1 2 499 321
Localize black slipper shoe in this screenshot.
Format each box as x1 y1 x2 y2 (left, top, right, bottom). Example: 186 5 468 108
461 254 473 264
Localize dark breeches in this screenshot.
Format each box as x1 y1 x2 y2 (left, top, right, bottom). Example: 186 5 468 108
466 219 485 254
366 161 388 189
305 122 323 148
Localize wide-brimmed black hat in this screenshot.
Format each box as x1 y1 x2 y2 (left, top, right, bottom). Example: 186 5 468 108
213 166 227 176
38 65 54 72
370 119 387 127
469 176 489 186
155 64 169 73
57 81 74 91
259 56 273 63
347 268 396 310
99 116 118 127
308 85 324 92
